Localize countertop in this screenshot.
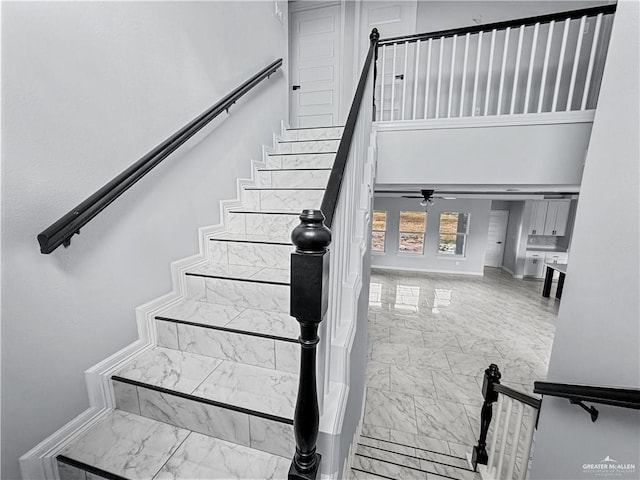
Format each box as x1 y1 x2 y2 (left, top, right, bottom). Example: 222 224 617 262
526 247 569 253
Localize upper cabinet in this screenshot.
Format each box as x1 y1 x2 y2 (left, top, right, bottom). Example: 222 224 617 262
529 200 570 236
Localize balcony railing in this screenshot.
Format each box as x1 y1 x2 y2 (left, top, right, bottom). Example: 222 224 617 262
375 4 616 122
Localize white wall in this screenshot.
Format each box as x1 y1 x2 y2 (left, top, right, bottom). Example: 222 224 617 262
531 2 640 478
375 117 592 188
371 197 491 275
1 2 288 479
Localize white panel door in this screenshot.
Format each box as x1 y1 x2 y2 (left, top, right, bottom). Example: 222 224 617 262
290 5 342 128
485 210 509 267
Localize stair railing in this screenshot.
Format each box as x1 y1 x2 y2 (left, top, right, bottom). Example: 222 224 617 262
37 59 282 254
375 4 616 122
472 364 541 480
288 28 379 480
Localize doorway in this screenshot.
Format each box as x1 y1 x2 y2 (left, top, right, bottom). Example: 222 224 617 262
485 209 509 267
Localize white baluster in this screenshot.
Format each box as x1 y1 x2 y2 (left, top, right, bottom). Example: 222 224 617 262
552 18 570 112
380 45 386 120
412 40 421 119
567 15 587 111
510 25 525 114
390 43 398 120
497 27 511 115
436 36 444 118
524 22 540 113
506 402 525 479
581 14 603 110
402 41 409 120
488 394 504 469
472 31 483 116
496 397 514 478
447 34 457 118
538 20 555 112
484 29 497 115
460 32 470 117
518 409 538 480
423 38 433 119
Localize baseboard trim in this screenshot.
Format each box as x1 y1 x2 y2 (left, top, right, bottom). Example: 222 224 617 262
500 265 523 279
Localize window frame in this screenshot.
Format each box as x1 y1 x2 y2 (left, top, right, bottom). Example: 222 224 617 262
397 210 427 255
437 211 470 257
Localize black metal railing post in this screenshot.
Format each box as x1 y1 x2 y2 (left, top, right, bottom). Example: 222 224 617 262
371 28 380 121
472 363 502 471
289 209 331 480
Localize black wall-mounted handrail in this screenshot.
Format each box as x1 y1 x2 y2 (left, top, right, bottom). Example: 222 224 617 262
378 4 616 46
495 383 542 410
534 381 640 410
320 29 380 228
37 59 283 254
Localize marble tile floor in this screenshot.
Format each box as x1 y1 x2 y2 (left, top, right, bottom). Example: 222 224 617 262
361 267 557 463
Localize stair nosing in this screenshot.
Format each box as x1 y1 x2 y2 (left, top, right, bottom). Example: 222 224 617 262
209 237 292 246
358 443 474 471
111 376 294 425
229 210 301 215
243 187 325 190
155 315 298 343
184 271 289 286
359 435 468 460
278 139 342 143
355 453 462 480
350 467 396 480
257 167 332 172
266 151 337 156
286 125 345 131
57 455 129 480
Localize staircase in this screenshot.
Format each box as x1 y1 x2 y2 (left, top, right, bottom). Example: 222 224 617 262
351 435 480 480
55 125 344 480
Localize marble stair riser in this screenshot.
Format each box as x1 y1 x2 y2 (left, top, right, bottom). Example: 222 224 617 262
112 381 295 458
155 319 299 373
280 127 344 141
241 188 324 211
275 139 340 154
209 240 293 268
265 153 336 169
256 169 331 188
185 275 289 312
227 212 300 237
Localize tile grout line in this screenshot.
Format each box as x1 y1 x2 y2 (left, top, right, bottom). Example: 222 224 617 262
150 431 193 480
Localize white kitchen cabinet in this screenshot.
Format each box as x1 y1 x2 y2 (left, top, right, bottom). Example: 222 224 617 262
524 251 545 277
544 252 569 265
529 201 548 235
543 201 570 236
529 200 570 236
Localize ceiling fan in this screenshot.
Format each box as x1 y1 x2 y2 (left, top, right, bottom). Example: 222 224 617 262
401 189 456 208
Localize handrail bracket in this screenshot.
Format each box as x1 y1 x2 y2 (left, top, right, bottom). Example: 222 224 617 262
569 399 599 422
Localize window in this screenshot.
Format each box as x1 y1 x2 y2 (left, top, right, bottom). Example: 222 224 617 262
398 211 426 253
438 212 469 256
372 211 387 252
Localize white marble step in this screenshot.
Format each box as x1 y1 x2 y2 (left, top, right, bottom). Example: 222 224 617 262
280 126 344 141
57 410 290 480
275 138 339 154
265 152 336 169
155 299 299 372
257 168 331 188
241 187 324 212
111 347 297 457
227 210 301 237
184 262 289 312
209 237 293 269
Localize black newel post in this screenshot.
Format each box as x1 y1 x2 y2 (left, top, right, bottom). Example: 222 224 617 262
370 28 380 121
472 364 502 471
289 209 331 480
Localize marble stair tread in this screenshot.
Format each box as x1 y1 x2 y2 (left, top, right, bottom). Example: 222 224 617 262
58 410 190 480
192 361 298 421
356 444 478 480
155 431 290 479
358 436 471 469
210 232 293 245
185 262 290 285
113 346 223 393
156 300 299 340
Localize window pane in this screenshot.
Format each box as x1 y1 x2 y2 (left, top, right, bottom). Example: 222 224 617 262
373 211 387 231
372 232 385 251
457 213 470 233
399 233 424 253
439 234 466 255
399 211 426 233
439 212 470 234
